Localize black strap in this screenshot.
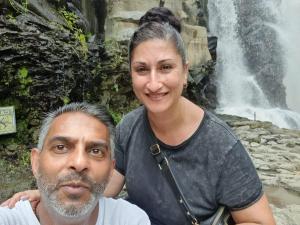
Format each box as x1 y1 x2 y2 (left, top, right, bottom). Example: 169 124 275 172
150 144 200 225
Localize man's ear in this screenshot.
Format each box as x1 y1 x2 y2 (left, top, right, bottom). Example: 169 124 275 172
31 148 40 178
109 159 116 179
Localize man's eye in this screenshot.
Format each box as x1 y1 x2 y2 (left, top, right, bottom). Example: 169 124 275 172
54 144 67 153
89 147 105 158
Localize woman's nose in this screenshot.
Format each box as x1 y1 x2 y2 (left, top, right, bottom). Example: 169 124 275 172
146 70 162 92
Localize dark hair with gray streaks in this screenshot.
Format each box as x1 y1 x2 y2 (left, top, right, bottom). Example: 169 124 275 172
37 102 115 158
129 21 187 67
139 7 181 33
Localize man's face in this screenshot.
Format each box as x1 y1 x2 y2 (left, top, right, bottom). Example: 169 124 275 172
31 112 114 218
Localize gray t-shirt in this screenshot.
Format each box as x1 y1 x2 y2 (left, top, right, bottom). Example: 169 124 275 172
0 197 150 225
115 106 263 225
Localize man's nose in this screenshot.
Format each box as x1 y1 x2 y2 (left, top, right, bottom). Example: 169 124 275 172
69 147 89 172
146 70 162 92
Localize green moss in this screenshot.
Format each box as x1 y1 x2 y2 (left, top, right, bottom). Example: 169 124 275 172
17 67 32 97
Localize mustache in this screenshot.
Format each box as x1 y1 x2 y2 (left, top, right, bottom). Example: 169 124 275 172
55 172 97 190
36 169 108 196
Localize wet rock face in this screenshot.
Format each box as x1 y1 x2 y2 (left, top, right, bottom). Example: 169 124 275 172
0 11 135 163
0 13 93 110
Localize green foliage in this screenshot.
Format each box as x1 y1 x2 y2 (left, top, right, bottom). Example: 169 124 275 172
21 0 28 13
59 8 88 58
104 40 126 69
61 96 70 105
6 13 16 22
17 67 32 97
19 149 30 167
59 8 77 31
8 0 28 14
75 31 88 57
109 110 123 124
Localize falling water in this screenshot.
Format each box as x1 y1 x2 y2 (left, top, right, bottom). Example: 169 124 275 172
208 0 300 130
277 0 300 114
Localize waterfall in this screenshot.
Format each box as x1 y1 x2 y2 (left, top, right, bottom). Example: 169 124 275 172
208 0 300 130
278 0 300 114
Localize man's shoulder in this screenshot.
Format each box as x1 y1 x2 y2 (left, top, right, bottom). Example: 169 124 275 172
101 197 148 215
0 200 39 225
98 197 150 225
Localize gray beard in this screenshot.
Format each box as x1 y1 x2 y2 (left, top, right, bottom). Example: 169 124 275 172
36 170 107 219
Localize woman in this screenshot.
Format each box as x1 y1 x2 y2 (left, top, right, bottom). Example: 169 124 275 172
2 7 275 225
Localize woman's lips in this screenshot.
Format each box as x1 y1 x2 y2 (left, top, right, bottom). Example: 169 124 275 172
147 93 167 101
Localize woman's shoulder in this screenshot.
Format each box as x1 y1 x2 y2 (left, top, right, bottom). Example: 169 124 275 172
116 106 145 138
118 106 144 126
202 110 240 143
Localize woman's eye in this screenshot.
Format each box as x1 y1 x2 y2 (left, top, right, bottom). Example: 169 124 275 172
135 67 148 75
160 64 172 72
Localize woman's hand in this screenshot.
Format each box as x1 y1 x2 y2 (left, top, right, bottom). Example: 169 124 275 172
0 189 40 210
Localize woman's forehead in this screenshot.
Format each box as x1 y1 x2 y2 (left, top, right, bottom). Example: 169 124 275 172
131 39 181 62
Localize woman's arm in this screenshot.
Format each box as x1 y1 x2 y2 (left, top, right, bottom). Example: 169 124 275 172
104 169 125 197
231 194 276 225
0 189 40 209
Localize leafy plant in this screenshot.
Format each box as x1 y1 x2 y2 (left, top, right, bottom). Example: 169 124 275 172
59 8 77 31
17 67 32 96
59 8 89 58
109 110 123 124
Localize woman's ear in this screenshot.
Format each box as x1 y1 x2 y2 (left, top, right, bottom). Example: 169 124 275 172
183 62 189 84
31 148 40 178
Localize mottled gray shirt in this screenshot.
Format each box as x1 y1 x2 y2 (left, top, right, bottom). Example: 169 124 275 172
115 106 262 225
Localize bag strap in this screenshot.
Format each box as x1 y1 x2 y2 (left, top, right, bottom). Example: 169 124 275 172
150 143 200 225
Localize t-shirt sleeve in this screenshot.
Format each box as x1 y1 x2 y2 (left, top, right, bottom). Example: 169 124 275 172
216 141 263 210
101 198 151 225
114 124 126 175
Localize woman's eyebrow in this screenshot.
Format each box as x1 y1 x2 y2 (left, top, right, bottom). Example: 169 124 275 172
157 59 174 63
132 61 147 65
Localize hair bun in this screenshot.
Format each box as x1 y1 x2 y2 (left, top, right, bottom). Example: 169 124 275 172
139 7 181 33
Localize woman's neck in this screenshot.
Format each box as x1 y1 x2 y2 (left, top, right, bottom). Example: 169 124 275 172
147 97 204 146
147 97 184 131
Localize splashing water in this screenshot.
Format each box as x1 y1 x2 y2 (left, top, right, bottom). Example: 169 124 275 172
208 0 300 130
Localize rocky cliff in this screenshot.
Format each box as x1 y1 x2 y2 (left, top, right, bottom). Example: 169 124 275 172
221 115 300 225
105 0 211 67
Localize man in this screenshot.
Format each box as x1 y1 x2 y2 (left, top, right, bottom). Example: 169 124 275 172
0 102 150 225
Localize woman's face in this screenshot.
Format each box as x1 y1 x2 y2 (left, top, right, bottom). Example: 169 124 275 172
130 39 188 114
